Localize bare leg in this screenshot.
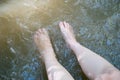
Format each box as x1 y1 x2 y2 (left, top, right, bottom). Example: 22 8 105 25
59 21 120 80
34 28 74 80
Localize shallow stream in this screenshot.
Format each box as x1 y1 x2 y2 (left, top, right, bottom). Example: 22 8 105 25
0 0 120 80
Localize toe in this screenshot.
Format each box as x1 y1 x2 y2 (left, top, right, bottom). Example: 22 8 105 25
42 28 46 32
59 22 65 32
38 29 42 33
66 22 73 31
59 22 64 28
66 23 70 27
36 31 40 35
34 34 37 39
34 34 38 42
42 28 48 35
63 21 67 27
59 22 62 26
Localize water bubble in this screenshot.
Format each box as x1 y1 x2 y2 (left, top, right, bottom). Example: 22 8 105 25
64 0 68 3
10 47 16 54
74 0 80 6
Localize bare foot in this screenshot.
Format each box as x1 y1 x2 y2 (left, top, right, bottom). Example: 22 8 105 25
59 21 77 46
34 28 55 57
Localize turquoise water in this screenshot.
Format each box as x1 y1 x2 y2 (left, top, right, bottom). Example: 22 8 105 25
0 0 120 80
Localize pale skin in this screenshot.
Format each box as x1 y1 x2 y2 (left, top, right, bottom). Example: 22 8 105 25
34 21 120 80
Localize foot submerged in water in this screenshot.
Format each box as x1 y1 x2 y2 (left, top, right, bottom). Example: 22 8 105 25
59 21 77 47
34 21 77 57
34 28 55 57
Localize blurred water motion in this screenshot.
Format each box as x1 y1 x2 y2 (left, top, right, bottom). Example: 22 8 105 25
0 0 120 80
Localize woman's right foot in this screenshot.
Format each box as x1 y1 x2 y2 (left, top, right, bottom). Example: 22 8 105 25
59 21 77 47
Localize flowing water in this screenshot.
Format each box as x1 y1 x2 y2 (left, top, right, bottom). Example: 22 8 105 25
0 0 120 80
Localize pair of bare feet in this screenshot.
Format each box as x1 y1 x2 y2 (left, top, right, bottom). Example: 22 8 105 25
34 21 77 80
34 21 76 58
34 21 120 80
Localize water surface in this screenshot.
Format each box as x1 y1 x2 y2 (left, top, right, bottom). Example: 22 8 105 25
0 0 120 80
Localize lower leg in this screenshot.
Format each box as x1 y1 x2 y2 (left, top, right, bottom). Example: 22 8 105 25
34 28 74 80
69 42 119 79
43 52 74 80
59 21 120 80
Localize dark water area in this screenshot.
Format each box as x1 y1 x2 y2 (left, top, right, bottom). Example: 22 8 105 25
0 0 120 80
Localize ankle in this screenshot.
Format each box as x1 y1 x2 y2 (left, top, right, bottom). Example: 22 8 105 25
44 55 56 60
40 50 56 61
39 47 54 55
68 41 80 49
43 54 57 65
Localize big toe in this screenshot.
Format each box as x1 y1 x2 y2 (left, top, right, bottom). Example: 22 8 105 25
63 21 68 27
34 33 39 43
42 28 48 34
59 22 64 28
38 29 42 34
59 21 70 29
